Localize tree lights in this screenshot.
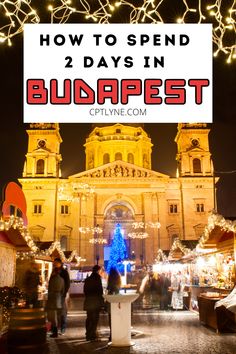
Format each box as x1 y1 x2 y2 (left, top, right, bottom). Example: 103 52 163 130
107 223 127 272
0 1 235 62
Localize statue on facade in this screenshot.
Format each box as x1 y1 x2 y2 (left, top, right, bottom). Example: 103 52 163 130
30 123 57 130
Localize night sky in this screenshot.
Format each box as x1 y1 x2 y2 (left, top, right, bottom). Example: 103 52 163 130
0 9 236 217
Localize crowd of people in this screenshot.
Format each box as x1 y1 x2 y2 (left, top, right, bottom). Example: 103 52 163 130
23 259 191 340
19 257 236 344
134 269 190 310
83 266 192 341
23 258 70 338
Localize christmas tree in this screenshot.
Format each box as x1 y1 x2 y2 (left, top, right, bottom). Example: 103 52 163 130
107 223 127 273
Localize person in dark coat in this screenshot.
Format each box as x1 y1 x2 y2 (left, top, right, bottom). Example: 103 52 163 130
160 273 171 310
107 267 121 341
53 258 70 334
83 265 104 341
47 267 65 338
23 261 41 308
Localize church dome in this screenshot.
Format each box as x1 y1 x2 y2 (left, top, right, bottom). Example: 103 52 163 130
84 124 153 170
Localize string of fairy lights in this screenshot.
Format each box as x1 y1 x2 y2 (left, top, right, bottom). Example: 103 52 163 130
198 211 236 248
0 215 38 253
0 0 40 46
127 220 161 239
0 0 235 62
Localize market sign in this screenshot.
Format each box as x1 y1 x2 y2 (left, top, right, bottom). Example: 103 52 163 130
23 24 212 123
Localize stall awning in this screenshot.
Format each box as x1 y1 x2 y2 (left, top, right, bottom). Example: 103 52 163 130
1 228 31 251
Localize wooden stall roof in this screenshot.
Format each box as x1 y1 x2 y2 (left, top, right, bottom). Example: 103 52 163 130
36 241 53 251
36 241 65 260
35 241 83 264
1 228 31 251
182 240 198 250
155 249 169 262
64 251 77 263
168 238 193 261
207 228 233 245
198 213 236 250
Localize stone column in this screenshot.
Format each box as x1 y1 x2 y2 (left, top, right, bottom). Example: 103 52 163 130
142 192 153 264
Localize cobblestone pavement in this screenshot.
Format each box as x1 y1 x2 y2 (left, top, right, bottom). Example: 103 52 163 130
47 299 236 354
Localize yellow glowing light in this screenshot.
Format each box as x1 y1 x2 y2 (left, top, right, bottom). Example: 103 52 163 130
208 255 217 266
0 0 40 43
196 256 205 267
169 238 191 258
198 211 236 248
0 1 235 63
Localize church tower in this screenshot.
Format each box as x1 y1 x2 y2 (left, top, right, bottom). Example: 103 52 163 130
19 123 63 242
84 123 153 170
175 123 213 177
23 123 62 178
174 123 215 241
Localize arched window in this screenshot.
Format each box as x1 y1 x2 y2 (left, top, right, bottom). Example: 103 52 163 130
36 159 45 174
60 236 67 251
103 153 110 164
115 152 122 161
127 153 134 164
193 158 201 173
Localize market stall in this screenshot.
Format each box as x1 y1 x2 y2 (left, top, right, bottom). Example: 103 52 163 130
0 216 38 350
64 250 87 296
33 242 86 297
194 213 236 329
170 240 196 310
193 213 235 297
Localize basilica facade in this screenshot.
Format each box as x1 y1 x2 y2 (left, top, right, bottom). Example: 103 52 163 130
19 123 215 265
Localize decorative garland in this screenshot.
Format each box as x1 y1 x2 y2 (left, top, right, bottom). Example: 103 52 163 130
155 248 167 263
198 211 236 248
169 237 191 258
0 215 38 253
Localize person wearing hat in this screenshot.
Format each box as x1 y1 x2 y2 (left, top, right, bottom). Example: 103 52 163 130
83 265 104 341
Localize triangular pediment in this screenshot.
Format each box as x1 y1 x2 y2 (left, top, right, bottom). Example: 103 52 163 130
32 147 51 153
69 161 169 180
186 146 205 152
